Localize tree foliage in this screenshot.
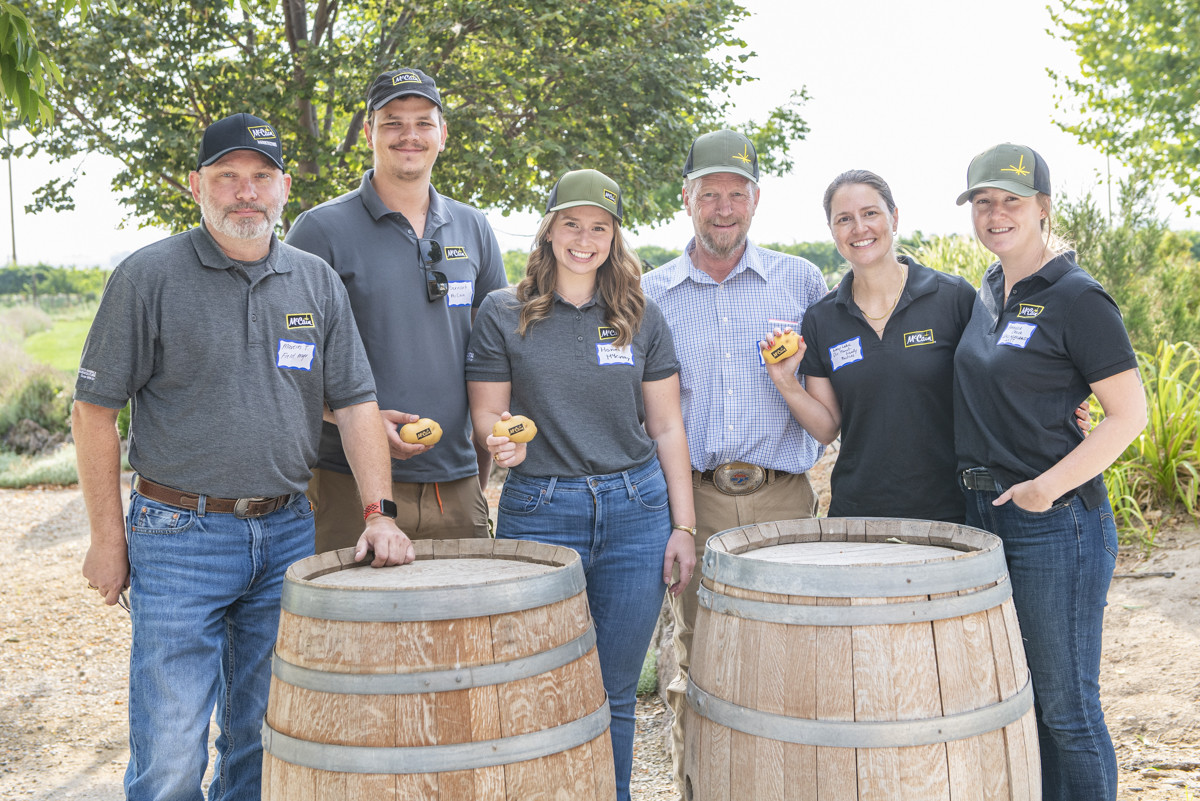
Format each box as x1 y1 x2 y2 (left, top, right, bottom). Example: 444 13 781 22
21 0 808 230
0 1 96 126
1050 0 1200 209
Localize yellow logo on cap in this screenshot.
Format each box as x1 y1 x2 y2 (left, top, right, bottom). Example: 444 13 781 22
603 189 617 206
1001 155 1030 176
392 72 420 85
733 145 752 165
247 125 276 141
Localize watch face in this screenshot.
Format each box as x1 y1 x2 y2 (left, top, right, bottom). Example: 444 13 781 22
379 499 398 519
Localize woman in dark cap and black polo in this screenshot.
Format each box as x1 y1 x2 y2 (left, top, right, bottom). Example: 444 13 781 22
465 168 696 801
953 143 1146 801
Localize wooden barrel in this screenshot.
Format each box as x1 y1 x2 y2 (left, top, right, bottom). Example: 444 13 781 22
684 518 1039 801
262 538 616 800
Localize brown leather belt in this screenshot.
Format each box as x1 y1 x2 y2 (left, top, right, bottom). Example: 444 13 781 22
697 461 785 496
132 475 292 518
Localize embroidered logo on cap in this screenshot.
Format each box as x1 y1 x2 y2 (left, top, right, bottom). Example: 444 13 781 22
904 329 935 347
1001 155 1030 176
1017 304 1044 319
248 125 278 146
603 189 618 206
392 71 421 85
597 326 618 341
444 245 468 260
733 145 752 165
286 313 315 329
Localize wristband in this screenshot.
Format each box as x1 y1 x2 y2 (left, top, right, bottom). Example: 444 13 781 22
364 499 398 521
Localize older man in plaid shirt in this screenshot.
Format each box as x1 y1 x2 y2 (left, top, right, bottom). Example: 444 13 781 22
641 128 829 798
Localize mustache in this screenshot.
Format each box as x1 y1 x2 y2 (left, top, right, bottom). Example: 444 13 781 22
224 203 269 215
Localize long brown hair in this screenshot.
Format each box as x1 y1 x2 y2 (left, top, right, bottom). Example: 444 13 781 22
515 211 646 347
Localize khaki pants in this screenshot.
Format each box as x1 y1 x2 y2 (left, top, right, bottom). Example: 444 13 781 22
307 467 489 554
668 469 818 798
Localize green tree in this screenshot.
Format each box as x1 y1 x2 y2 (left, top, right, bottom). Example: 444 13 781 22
0 1 88 125
21 0 808 231
634 244 681 269
502 249 527 286
1050 0 1200 208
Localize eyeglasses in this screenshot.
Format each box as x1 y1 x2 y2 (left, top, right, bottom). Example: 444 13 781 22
418 238 448 302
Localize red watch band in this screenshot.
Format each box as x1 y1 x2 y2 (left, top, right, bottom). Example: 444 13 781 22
363 502 382 520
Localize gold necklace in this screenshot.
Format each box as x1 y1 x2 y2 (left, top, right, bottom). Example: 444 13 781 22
856 263 907 321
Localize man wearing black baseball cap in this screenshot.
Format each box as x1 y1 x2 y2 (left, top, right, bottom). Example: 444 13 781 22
641 129 829 798
289 68 507 551
73 112 412 800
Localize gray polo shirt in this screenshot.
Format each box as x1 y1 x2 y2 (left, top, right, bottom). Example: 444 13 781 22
74 225 376 498
287 171 508 483
465 288 680 477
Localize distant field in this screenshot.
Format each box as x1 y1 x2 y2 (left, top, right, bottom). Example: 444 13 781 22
23 316 92 372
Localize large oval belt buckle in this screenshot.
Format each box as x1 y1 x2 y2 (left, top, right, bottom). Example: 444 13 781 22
713 462 766 496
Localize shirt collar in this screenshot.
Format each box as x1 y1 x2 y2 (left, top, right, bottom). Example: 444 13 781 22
358 169 452 232
832 254 934 308
665 237 765 288
982 249 1078 305
191 224 287 273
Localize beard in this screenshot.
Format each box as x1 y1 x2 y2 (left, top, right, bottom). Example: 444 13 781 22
695 221 749 261
200 194 285 241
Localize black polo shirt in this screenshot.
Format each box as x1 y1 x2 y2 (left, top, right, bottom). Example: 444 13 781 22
800 257 975 521
953 252 1138 509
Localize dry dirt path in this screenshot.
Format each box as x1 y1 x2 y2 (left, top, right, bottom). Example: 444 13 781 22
1 476 1196 799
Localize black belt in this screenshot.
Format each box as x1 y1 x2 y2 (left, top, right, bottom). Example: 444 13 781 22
960 467 1003 493
132 475 292 518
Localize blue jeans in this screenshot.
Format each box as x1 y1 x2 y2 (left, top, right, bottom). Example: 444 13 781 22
964 488 1119 801
497 456 671 801
124 487 315 801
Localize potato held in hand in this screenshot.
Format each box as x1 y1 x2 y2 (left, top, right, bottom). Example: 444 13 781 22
399 418 443 445
761 330 800 365
493 415 538 443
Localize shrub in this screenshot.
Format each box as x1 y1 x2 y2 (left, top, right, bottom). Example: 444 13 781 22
0 445 79 488
0 366 73 437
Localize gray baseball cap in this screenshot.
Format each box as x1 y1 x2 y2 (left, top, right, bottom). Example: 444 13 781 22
682 129 759 183
956 143 1051 205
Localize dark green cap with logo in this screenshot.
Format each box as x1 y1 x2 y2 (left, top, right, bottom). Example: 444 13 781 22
956 143 1051 205
546 169 623 221
682 129 759 183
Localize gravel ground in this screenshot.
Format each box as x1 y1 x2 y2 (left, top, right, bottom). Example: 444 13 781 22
1 453 1196 799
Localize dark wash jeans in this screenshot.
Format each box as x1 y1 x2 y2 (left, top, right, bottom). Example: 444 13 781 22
964 487 1119 801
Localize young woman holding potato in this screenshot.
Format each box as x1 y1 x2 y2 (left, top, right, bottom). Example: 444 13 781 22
465 169 695 801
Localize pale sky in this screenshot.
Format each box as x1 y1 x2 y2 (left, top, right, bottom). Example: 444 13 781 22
1 0 1190 268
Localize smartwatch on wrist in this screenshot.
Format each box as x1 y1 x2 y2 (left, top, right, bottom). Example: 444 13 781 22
363 499 398 521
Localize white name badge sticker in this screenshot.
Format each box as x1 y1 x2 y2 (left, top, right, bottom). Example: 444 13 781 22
447 281 474 307
597 343 635 366
277 339 316 371
998 321 1037 349
830 337 864 371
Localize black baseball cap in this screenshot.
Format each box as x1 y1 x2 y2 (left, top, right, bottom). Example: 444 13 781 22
368 67 442 111
196 113 285 170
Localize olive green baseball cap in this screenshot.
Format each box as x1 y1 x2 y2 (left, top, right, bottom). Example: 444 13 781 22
546 169 623 221
956 143 1051 205
682 129 759 183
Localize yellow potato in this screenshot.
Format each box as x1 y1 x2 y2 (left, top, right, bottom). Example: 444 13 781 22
761 330 800 365
492 415 538 443
399 417 443 445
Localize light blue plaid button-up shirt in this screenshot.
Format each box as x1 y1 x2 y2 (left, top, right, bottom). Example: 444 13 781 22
642 238 829 474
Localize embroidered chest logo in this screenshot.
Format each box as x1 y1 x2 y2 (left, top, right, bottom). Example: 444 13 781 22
286 313 315 329
904 329 935 347
443 245 468 260
1017 304 1044 319
597 326 618 341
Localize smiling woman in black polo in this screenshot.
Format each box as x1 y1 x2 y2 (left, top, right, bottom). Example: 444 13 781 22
953 143 1147 801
